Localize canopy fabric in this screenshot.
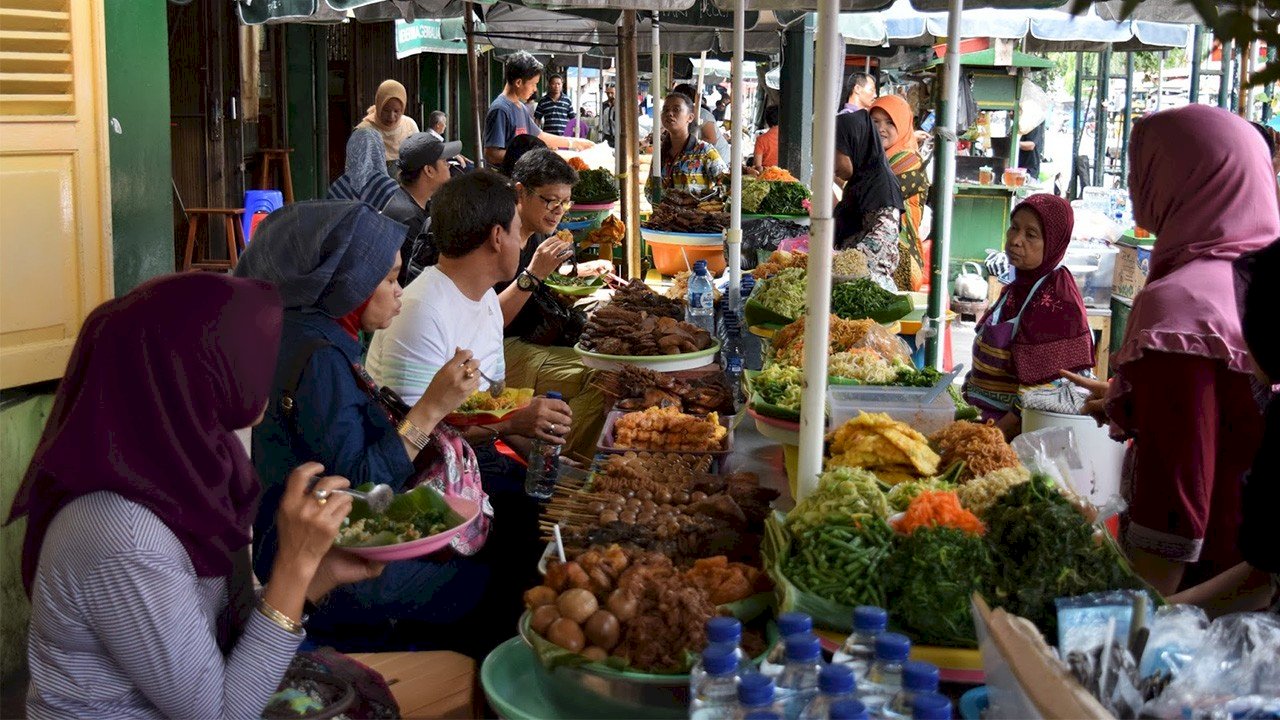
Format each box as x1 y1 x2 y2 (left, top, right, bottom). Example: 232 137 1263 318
237 0 482 25
841 0 1190 51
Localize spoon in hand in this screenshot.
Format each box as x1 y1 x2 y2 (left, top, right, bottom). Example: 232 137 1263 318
309 478 395 515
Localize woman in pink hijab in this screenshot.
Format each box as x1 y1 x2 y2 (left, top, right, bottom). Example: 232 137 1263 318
1070 105 1274 595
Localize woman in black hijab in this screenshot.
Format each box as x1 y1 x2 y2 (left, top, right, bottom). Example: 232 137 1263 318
834 109 905 291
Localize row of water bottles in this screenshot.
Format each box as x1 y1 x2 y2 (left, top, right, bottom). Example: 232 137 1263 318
688 609 953 720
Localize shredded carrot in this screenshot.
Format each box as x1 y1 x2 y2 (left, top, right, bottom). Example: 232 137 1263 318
568 156 591 171
899 490 985 536
759 166 799 182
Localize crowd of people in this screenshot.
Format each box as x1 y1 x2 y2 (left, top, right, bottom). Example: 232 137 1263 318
3 48 1277 719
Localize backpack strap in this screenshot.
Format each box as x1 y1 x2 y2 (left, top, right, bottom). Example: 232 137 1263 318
279 337 334 426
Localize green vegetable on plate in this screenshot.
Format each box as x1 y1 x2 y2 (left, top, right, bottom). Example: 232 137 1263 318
571 168 620 204
886 526 994 647
335 484 459 548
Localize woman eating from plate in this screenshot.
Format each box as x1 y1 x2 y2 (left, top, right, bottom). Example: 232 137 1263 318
356 79 420 176
869 95 929 291
237 201 521 658
961 194 1095 439
8 273 381 718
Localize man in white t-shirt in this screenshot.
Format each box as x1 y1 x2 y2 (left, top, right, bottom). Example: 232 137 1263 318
366 169 573 457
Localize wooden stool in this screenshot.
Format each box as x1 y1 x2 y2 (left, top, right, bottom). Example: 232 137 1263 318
257 148 295 203
181 208 246 272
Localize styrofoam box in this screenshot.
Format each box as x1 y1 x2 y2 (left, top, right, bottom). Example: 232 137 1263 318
827 384 957 437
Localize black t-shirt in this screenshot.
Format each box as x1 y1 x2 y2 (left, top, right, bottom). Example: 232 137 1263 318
1018 123 1045 180
382 188 435 286
493 233 548 339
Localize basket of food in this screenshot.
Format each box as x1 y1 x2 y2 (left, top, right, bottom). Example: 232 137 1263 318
642 191 728 275
738 173 811 221
569 166 619 220
334 484 483 562
444 387 534 426
575 282 719 371
597 407 733 460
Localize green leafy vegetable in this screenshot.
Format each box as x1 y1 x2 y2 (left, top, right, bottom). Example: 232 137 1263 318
983 474 1152 639
830 279 912 323
887 527 993 647
572 168 619 204
753 364 805 414
757 181 812 216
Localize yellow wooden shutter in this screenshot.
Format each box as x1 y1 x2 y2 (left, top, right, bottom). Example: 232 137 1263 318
0 0 112 389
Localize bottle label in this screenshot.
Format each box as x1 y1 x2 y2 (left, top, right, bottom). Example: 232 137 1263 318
727 358 743 373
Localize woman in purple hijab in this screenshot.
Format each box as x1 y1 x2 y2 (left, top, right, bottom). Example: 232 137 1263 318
7 273 382 719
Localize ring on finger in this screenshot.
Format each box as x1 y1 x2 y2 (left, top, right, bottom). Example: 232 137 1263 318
548 423 557 435
312 489 331 505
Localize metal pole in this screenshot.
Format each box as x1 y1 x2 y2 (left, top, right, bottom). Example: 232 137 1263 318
1070 51 1084 199
619 14 643 279
576 53 584 137
1219 38 1233 108
464 4 483 166
651 12 662 192
694 50 708 120
1094 47 1111 187
924 0 964 368
795 0 841 499
1266 45 1277 122
1156 51 1165 112
1240 38 1253 118
727 0 745 311
1121 52 1134 187
1190 26 1203 104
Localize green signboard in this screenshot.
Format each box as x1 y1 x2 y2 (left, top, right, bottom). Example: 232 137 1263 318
394 18 471 57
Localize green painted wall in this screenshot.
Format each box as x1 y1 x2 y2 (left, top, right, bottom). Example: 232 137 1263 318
285 25 327 201
104 0 174 293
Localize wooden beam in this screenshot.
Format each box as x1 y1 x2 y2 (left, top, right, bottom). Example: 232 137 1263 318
464 4 484 165
618 12 642 279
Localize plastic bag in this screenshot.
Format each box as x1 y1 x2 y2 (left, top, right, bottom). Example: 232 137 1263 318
847 320 914 365
1011 426 1125 521
1143 613 1280 719
1057 591 1147 718
1138 605 1209 693
740 218 809 269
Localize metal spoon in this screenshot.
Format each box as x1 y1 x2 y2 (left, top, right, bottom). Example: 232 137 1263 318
476 367 506 398
310 479 395 515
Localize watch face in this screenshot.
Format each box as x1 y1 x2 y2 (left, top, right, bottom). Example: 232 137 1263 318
517 272 536 291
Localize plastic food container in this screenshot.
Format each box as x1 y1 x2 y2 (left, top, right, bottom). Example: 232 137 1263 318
1064 243 1118 308
641 228 726 275
596 410 734 470
827 384 957 437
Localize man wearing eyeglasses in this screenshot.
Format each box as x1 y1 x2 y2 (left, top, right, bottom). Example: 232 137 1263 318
494 148 611 457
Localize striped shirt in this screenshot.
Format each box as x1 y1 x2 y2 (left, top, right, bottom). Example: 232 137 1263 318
534 93 575 135
26 492 302 720
365 265 506 406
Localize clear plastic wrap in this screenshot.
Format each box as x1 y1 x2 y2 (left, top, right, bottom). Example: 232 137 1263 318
1143 613 1280 719
1011 427 1126 522
1056 591 1149 718
1138 605 1209 691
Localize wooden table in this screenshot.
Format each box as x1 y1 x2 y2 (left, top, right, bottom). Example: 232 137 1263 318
347 651 478 719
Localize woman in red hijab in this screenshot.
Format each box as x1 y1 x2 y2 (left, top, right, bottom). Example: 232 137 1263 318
962 193 1095 438
7 274 380 718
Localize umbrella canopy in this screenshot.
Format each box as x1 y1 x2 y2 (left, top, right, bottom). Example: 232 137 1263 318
238 0 482 24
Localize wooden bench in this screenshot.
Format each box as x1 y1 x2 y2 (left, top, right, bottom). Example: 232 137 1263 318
347 651 478 719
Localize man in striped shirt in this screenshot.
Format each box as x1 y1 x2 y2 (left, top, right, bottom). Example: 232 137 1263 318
534 74 575 136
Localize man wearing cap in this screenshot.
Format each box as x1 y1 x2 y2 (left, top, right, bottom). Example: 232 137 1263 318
384 132 459 285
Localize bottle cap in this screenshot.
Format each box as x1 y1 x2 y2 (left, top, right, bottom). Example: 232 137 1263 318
737 672 775 707
829 699 869 720
706 617 742 645
545 391 562 400
819 663 856 695
911 692 952 720
875 633 911 663
776 612 812 637
784 633 822 662
853 606 888 633
700 642 737 676
902 661 940 692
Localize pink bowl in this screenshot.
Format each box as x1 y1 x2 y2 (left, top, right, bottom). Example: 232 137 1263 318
337 495 482 562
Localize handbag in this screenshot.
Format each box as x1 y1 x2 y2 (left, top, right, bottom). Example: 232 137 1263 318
517 284 587 348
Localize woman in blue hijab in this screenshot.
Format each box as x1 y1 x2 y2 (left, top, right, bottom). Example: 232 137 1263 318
236 201 511 656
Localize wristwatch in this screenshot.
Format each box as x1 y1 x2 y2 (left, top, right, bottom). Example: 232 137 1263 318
516 269 541 292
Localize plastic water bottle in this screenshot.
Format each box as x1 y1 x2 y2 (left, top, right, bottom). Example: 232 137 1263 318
524 391 563 500
686 260 716 335
831 606 888 681
830 699 870 720
775 633 824 720
736 672 782 720
910 692 952 720
858 633 911 716
690 644 741 720
797 664 857 720
691 618 747 694
720 308 745 406
762 612 812 678
880 661 940 720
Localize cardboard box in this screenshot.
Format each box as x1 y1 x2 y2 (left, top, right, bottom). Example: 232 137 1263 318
1112 238 1153 300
